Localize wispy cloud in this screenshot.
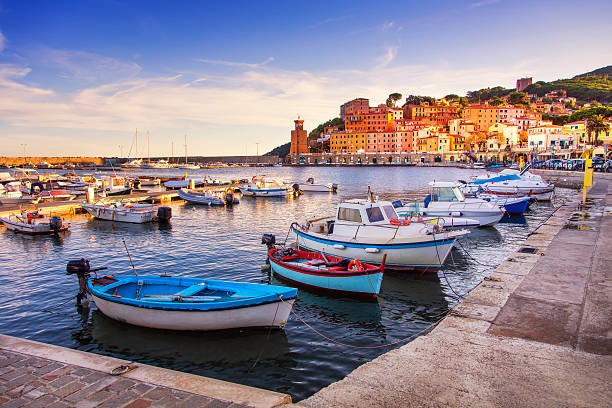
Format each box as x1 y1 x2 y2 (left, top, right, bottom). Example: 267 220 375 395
196 57 274 69
39 48 141 83
377 46 398 68
382 21 394 31
470 0 500 8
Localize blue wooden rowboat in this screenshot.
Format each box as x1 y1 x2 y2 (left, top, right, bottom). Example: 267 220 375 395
67 260 298 330
268 247 384 300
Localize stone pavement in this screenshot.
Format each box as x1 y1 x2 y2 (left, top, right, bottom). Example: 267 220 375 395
0 335 291 408
302 182 612 407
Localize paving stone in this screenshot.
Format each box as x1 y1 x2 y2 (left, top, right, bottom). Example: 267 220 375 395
31 362 63 376
53 380 84 398
42 365 73 381
27 394 59 408
176 395 213 407
0 397 32 408
47 402 71 408
107 378 137 393
76 390 113 408
80 371 106 384
123 399 153 408
6 379 43 398
3 374 37 392
131 383 154 395
97 390 138 408
48 375 76 389
71 367 94 377
203 400 232 408
0 370 21 381
143 386 173 401
64 376 118 403
24 385 53 399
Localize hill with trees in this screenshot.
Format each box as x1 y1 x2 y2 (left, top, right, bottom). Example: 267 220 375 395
523 65 612 103
264 142 290 157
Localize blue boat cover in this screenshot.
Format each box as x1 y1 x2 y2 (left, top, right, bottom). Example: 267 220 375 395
469 174 521 185
88 275 297 311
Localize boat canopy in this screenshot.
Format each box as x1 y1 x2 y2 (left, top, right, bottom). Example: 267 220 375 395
335 199 399 225
469 174 521 185
424 183 466 207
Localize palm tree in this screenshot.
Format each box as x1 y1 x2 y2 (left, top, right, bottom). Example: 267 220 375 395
586 114 610 146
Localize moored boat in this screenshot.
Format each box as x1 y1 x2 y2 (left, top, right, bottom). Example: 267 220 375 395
82 202 172 223
268 246 384 300
291 178 338 193
395 181 505 227
289 197 468 271
0 211 70 234
178 188 225 206
461 168 554 201
67 259 297 331
240 176 290 197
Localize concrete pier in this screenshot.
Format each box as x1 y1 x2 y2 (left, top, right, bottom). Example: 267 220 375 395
302 181 612 407
0 335 291 407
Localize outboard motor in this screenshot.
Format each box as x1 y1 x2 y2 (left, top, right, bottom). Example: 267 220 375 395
67 259 91 306
49 216 63 232
307 177 314 184
292 184 300 193
261 233 276 252
225 192 234 205
330 183 338 193
132 179 141 189
157 206 172 222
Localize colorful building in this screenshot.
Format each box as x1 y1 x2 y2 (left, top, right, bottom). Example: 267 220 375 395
462 105 500 131
404 104 459 126
488 122 519 146
340 98 369 120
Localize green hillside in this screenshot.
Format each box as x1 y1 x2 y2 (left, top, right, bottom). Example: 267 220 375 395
524 65 612 102
264 142 290 157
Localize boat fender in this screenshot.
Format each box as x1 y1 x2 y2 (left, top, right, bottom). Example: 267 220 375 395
365 248 380 253
389 217 411 226
450 211 461 217
332 244 345 249
348 259 364 271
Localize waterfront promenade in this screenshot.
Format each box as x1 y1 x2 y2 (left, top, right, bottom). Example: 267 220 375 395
302 181 612 407
0 335 291 407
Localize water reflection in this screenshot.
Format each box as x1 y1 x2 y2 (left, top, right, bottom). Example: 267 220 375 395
0 167 577 402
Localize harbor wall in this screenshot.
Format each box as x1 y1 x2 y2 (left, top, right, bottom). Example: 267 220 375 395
0 157 105 167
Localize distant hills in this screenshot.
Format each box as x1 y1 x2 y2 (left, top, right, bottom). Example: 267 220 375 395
264 142 290 157
524 65 612 102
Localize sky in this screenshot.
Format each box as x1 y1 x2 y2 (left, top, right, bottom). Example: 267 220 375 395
0 0 611 157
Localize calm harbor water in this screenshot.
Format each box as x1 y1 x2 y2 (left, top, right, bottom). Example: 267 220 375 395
0 166 574 401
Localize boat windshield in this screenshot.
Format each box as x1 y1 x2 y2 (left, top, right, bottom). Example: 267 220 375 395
337 207 362 223
432 187 464 202
365 206 384 222
382 205 398 220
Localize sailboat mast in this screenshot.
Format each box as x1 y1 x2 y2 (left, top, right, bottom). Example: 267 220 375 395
147 131 150 164
171 142 174 164
135 128 139 160
184 135 187 165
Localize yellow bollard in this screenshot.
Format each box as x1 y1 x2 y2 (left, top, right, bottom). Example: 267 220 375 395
519 156 524 171
583 151 593 205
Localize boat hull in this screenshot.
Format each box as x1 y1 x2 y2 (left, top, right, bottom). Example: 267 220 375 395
0 217 69 235
82 205 156 223
178 189 224 205
269 257 382 300
485 187 554 201
240 188 289 197
293 227 456 271
91 294 294 330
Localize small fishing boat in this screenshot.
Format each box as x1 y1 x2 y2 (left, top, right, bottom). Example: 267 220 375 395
0 211 70 234
82 202 172 223
67 259 297 330
288 194 469 271
460 167 554 201
164 177 206 190
138 177 161 187
291 178 338 193
240 176 290 197
0 182 39 205
268 246 384 300
178 188 225 206
395 182 505 227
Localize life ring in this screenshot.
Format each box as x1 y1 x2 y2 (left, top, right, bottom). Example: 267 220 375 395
348 259 364 271
389 217 411 226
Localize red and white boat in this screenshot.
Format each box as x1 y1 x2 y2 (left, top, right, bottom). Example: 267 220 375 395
268 247 384 300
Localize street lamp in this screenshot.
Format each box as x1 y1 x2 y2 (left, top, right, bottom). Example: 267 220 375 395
20 143 27 166
255 142 259 165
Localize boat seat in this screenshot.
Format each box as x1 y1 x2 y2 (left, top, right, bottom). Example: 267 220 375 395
304 259 326 266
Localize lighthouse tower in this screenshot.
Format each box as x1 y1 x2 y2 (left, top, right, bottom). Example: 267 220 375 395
290 119 308 155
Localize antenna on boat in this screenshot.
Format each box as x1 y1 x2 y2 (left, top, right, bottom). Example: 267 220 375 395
367 185 375 203
122 239 137 275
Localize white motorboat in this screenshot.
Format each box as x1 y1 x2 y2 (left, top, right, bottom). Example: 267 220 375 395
461 168 554 201
291 178 338 193
0 211 70 234
82 202 172 223
164 177 205 190
178 188 226 206
178 162 200 170
290 198 468 271
12 168 40 182
0 182 39 205
395 181 505 227
0 172 17 184
137 177 161 187
124 159 143 168
240 176 291 197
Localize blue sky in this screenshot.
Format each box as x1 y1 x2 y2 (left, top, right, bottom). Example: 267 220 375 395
0 0 611 157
